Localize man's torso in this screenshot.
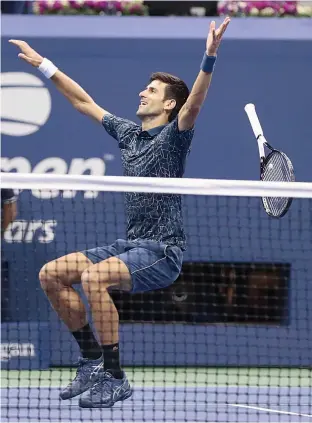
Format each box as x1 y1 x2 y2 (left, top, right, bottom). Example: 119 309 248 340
103 115 194 250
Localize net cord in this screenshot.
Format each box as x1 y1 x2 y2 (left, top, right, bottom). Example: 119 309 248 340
1 172 312 198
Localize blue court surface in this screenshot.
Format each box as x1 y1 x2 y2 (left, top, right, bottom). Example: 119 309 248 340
1 386 311 423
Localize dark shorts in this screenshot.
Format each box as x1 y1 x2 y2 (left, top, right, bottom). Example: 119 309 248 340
81 239 183 294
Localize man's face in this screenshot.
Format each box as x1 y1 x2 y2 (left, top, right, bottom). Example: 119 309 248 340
136 80 175 120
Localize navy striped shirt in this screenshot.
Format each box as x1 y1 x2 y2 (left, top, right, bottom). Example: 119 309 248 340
103 114 194 250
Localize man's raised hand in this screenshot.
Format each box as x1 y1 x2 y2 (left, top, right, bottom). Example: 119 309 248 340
9 40 44 67
9 39 108 123
206 17 230 57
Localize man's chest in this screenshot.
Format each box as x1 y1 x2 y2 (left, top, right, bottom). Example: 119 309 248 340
120 137 164 175
119 132 186 177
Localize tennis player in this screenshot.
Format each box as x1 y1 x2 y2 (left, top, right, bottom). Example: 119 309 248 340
10 17 230 408
1 188 18 321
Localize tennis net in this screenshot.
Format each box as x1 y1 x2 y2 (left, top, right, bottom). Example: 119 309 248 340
1 172 312 423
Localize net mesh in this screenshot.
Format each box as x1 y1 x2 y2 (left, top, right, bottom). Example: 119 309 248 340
1 173 312 423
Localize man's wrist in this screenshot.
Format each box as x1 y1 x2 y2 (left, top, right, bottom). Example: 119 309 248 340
38 58 58 79
206 50 217 57
200 52 217 74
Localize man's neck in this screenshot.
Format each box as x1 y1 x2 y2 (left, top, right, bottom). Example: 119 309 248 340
141 116 169 132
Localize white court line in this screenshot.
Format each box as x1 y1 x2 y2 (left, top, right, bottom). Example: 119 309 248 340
8 421 312 423
230 404 312 418
0 421 228 423
2 385 310 389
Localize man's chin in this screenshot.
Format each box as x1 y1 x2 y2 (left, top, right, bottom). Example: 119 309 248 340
136 109 159 121
136 109 145 119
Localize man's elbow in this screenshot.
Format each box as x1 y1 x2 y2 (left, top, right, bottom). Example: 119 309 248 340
74 100 91 115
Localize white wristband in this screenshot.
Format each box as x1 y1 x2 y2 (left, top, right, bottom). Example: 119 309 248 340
38 58 58 79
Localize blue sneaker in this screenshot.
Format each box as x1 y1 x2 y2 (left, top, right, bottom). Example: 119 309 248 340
79 364 132 408
60 356 102 400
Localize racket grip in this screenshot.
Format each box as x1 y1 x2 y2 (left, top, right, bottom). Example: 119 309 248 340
244 103 264 139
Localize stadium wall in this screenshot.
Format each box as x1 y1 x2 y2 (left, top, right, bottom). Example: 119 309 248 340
1 16 312 367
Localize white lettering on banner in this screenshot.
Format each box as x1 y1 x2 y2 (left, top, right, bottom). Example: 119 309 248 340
0 156 114 198
4 220 57 244
0 343 36 361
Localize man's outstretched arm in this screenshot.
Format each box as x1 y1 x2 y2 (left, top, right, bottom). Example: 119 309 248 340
9 40 108 124
178 17 230 132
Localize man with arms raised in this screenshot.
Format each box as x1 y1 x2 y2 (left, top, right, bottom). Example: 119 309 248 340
10 17 230 408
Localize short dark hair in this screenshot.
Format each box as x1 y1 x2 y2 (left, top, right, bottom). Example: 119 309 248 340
150 72 189 122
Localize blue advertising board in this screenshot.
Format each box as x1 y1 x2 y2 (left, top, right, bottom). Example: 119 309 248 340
1 322 50 369
1 16 312 367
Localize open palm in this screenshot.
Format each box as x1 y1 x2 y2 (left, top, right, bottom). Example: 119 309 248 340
206 17 230 56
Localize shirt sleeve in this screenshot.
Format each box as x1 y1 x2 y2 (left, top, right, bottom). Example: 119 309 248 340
166 117 195 148
1 189 17 204
102 114 139 142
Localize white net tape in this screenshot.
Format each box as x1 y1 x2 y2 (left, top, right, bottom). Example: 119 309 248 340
2 172 312 198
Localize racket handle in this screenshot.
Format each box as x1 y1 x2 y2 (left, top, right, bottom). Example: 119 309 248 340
244 103 264 139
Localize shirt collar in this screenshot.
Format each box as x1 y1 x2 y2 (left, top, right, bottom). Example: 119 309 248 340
140 124 167 137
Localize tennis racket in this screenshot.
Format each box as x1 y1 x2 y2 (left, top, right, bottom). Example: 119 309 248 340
244 103 295 218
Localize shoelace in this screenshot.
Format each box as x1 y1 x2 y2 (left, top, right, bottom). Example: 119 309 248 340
90 368 114 393
72 357 96 382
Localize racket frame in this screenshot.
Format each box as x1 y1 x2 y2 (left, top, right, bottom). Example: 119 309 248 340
244 103 295 218
261 146 295 218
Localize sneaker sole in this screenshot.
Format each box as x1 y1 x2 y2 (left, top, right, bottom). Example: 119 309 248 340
79 389 133 408
60 383 94 401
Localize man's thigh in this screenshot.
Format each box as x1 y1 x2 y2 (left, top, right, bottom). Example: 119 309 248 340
80 242 119 265
79 241 183 294
42 252 93 286
81 256 132 293
43 241 122 287
79 242 127 289
118 243 183 294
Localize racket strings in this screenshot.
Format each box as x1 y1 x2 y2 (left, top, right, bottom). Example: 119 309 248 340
263 153 293 182
262 152 295 218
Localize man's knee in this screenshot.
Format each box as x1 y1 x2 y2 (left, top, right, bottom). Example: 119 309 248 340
81 266 111 293
81 258 131 294
39 260 69 291
39 262 57 291
39 252 92 291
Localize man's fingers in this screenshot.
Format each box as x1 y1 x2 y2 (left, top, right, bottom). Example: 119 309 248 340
209 21 216 43
221 17 231 33
9 39 23 46
220 24 228 37
18 53 33 65
212 29 216 43
9 39 29 50
222 17 230 26
217 18 230 39
210 17 229 41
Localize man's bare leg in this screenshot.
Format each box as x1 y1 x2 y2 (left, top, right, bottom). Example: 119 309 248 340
80 257 132 379
39 252 92 330
39 252 104 400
